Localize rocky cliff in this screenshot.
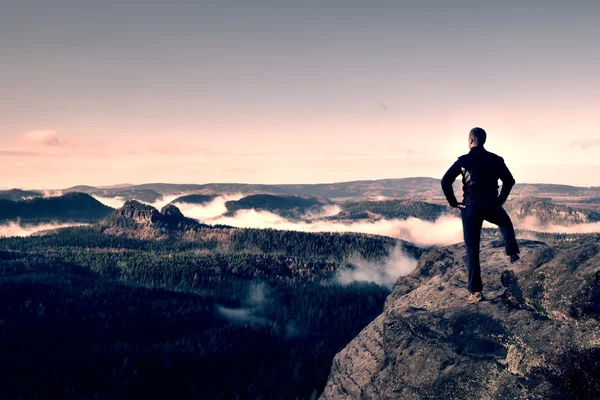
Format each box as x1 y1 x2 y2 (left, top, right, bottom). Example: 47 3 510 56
321 236 600 399
101 200 205 239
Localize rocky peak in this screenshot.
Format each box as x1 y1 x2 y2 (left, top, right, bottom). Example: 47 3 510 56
321 236 600 399
160 204 185 220
104 201 201 235
116 200 161 224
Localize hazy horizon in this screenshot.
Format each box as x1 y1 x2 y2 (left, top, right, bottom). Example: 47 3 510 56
4 174 600 192
2 1 599 188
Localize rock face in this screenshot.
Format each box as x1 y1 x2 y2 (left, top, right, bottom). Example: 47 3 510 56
116 200 162 224
105 200 202 234
321 236 600 400
160 203 185 220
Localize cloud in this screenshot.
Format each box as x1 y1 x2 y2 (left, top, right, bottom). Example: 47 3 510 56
302 204 342 219
215 305 271 325
0 221 88 237
92 195 128 209
336 244 418 289
170 203 465 247
18 130 62 147
96 191 600 244
172 193 245 220
569 138 600 150
514 215 600 234
215 282 271 325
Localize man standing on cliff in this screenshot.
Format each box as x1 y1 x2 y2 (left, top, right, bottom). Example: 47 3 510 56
441 127 520 303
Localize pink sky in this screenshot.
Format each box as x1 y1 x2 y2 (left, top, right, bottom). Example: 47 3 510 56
3 106 599 189
2 1 599 189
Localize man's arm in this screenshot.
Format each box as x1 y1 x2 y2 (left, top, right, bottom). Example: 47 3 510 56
441 159 462 207
497 157 515 205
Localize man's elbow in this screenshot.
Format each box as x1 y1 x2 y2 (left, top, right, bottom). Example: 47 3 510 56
441 180 452 193
441 173 455 188
501 178 515 191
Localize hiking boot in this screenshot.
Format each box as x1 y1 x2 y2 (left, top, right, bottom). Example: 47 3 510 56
509 254 521 264
466 292 485 304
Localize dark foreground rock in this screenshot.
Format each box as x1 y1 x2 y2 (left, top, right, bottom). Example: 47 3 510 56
321 236 600 400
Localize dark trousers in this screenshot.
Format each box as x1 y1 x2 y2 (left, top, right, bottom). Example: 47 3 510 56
460 201 519 293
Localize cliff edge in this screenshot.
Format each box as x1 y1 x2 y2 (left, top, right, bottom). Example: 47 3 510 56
321 236 600 399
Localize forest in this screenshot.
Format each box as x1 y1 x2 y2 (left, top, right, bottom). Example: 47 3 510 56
0 223 421 399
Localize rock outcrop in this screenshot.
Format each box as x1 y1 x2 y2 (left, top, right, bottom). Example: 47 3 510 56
321 236 600 399
101 200 204 239
116 200 162 224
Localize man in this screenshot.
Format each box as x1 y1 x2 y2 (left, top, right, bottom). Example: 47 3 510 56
441 127 520 303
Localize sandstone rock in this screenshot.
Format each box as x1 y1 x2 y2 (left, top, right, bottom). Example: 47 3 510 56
321 237 600 399
160 203 185 220
116 200 161 224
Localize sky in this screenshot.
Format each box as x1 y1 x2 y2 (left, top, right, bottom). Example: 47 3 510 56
1 0 599 189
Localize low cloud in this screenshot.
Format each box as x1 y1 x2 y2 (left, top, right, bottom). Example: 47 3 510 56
300 204 342 219
93 191 600 244
43 190 64 198
215 282 271 325
0 221 88 237
215 305 271 325
514 215 600 234
336 244 418 289
172 193 245 220
92 195 128 209
207 210 464 247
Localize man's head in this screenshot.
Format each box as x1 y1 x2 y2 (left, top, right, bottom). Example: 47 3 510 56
468 127 487 148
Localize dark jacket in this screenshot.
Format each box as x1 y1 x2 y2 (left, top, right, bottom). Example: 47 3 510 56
441 146 515 207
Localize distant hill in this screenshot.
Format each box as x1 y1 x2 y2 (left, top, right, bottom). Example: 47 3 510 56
0 189 44 201
96 183 133 189
334 199 449 221
62 185 163 203
329 197 600 226
224 194 333 219
505 198 600 225
170 194 219 205
0 192 114 224
128 178 443 199
41 178 600 202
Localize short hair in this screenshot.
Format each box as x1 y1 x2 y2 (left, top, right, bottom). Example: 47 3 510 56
469 127 487 146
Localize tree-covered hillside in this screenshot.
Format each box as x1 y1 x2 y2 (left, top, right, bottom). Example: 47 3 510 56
170 194 219 205
335 199 448 221
224 194 333 219
0 192 114 224
0 203 424 399
0 189 44 201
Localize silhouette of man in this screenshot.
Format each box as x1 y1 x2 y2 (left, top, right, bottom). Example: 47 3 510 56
441 127 520 303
